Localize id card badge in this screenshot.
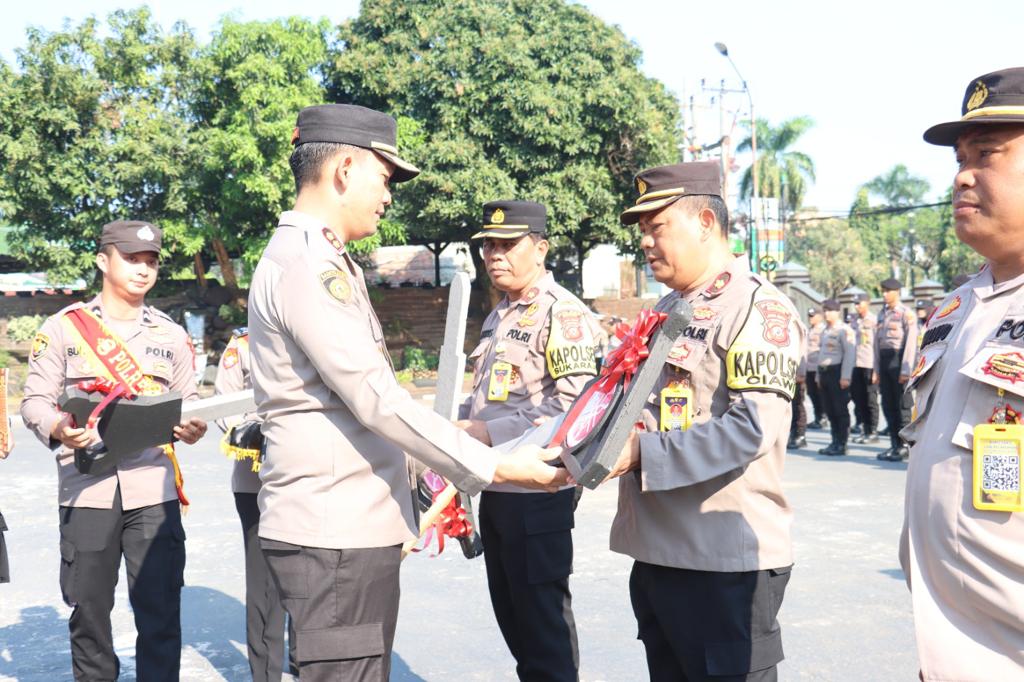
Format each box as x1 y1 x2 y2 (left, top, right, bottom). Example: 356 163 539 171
972 423 1024 512
488 361 513 402
660 382 692 432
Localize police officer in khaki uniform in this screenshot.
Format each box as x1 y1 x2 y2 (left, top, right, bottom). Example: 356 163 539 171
214 328 295 682
20 220 207 681
817 299 855 456
873 278 918 461
457 200 597 681
602 162 804 681
899 66 1024 681
247 104 567 682
805 308 828 430
850 293 880 443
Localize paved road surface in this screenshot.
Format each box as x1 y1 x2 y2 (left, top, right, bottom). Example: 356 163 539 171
0 412 917 680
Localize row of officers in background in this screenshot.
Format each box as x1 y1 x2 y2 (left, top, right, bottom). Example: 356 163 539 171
788 275 966 460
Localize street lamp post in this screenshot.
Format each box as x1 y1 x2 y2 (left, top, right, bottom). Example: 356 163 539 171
715 42 758 270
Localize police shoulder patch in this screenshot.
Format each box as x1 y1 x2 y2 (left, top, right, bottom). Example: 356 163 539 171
319 269 353 304
726 286 800 399
31 332 51 361
545 299 597 379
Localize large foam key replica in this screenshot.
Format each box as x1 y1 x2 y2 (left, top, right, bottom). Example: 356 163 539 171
499 299 692 488
402 272 484 559
59 387 255 475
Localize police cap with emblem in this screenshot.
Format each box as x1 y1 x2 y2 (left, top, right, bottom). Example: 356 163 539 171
854 292 870 303
880 277 901 291
924 67 1024 146
292 104 420 182
99 220 162 254
822 299 841 312
471 201 547 240
808 307 820 316
620 161 723 225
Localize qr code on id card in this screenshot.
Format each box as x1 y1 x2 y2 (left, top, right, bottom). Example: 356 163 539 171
982 453 1020 492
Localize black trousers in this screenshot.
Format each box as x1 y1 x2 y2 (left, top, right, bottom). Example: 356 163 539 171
818 366 850 446
480 489 579 682
57 487 184 682
262 539 400 682
235 493 295 682
804 370 826 423
878 349 909 449
629 562 791 682
0 509 9 584
850 367 879 435
789 380 806 440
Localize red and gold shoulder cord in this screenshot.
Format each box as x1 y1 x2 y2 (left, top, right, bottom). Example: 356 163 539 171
63 308 189 505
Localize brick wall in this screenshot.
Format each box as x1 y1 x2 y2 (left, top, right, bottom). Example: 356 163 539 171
373 286 487 360
590 297 656 321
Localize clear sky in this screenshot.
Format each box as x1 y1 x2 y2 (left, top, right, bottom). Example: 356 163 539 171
3 1 1023 213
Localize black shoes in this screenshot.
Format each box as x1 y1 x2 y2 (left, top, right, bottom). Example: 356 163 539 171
851 424 863 435
853 433 880 444
876 446 909 461
818 442 847 456
787 436 807 450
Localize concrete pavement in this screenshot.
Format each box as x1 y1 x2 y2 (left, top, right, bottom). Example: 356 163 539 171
0 415 918 680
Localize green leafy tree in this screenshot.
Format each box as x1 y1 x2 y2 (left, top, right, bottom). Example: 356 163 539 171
186 16 332 297
325 0 681 297
787 218 885 297
0 9 199 285
738 116 815 211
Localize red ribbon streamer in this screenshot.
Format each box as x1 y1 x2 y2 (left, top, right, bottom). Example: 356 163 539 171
411 475 474 557
74 379 133 429
548 309 667 448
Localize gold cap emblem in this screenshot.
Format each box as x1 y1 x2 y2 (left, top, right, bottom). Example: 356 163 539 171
966 80 989 112
637 178 647 195
492 208 505 224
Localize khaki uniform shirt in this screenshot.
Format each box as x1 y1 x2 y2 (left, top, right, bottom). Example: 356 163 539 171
806 322 824 369
850 312 877 369
459 272 598 493
874 303 918 375
213 332 260 494
248 211 496 550
20 296 197 510
899 268 1024 680
817 322 855 382
610 257 804 572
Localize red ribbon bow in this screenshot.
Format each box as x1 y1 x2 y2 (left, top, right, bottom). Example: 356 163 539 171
548 309 667 448
74 378 135 429
601 309 668 391
411 472 474 557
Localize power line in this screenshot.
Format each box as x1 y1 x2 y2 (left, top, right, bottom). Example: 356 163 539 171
786 201 947 224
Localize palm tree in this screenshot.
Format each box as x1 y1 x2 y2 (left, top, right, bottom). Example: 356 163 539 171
737 116 816 211
863 164 929 207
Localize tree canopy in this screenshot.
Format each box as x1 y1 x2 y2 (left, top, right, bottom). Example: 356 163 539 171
0 2 682 294
325 0 682 282
738 116 815 212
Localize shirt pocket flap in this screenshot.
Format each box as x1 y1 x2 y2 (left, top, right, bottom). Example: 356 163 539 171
958 342 1024 399
906 342 947 392
665 336 712 374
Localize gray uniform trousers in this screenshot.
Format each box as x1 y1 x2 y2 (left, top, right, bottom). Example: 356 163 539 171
234 493 296 681
261 540 400 681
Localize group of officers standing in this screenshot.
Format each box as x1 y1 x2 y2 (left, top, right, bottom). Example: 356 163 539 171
790 279 922 460
2 65 1022 682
